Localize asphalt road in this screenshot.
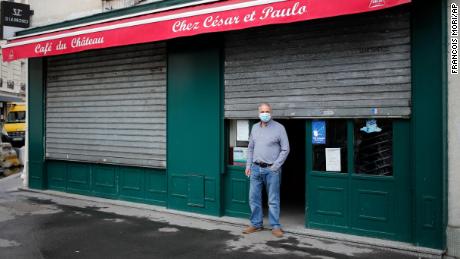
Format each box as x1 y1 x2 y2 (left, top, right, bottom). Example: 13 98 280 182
0 174 428 259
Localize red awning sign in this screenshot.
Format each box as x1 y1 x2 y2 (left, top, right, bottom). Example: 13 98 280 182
2 0 411 61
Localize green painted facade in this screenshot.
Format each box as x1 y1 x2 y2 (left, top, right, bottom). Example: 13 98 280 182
223 166 250 218
28 58 46 190
411 0 446 249
26 0 447 250
47 160 167 206
166 37 223 216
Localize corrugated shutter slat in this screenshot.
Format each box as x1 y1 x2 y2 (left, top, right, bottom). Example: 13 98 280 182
224 8 411 118
45 43 167 168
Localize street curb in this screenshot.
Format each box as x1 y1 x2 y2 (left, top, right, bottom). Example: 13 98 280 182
0 172 21 181
18 187 445 258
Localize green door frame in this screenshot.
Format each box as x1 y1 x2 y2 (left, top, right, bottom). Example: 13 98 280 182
28 58 47 189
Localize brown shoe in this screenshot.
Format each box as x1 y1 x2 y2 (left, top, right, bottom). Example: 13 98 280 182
272 228 283 238
242 226 263 234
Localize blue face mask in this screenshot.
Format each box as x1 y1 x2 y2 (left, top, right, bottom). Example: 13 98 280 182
259 112 271 123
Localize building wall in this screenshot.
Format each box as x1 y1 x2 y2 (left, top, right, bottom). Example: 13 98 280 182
448 0 460 257
0 0 28 99
0 52 25 97
27 0 102 27
102 0 160 11
27 0 156 27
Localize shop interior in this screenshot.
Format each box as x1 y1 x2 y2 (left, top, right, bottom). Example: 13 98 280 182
277 119 306 228
228 119 306 228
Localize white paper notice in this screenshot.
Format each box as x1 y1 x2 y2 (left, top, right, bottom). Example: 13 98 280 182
325 148 341 172
236 120 249 141
233 147 248 163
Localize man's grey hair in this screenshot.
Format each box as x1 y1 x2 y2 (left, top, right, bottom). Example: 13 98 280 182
258 103 272 109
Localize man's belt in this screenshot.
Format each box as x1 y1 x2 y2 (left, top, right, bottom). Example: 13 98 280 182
254 161 273 168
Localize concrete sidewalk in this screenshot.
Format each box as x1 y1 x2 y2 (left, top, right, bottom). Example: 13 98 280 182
0 175 444 259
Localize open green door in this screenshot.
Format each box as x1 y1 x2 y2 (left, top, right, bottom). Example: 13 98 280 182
167 37 223 216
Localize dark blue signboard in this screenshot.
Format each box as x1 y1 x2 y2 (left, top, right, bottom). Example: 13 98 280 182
312 120 326 144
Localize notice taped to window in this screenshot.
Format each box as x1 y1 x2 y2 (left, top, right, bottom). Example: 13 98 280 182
236 120 249 141
326 148 341 172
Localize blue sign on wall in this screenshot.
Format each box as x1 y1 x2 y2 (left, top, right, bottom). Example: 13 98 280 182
312 120 326 144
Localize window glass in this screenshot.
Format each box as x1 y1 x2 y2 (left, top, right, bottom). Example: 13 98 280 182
354 119 393 176
228 119 252 166
312 120 347 173
6 111 25 123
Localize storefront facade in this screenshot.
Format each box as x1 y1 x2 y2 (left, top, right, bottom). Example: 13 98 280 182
6 0 448 251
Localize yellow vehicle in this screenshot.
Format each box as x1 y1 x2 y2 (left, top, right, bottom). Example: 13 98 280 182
4 103 26 147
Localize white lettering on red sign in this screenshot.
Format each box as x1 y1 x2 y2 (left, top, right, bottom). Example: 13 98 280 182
259 2 307 20
71 36 105 48
33 36 104 56
203 15 240 28
171 2 307 33
34 42 53 55
369 0 386 8
172 20 200 32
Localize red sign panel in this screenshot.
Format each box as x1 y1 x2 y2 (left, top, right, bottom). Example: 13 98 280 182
2 0 411 61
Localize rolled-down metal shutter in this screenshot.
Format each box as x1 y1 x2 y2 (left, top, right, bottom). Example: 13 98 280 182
224 7 411 118
45 43 166 168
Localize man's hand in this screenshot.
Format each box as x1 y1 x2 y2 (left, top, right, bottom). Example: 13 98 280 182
269 166 279 172
245 168 251 177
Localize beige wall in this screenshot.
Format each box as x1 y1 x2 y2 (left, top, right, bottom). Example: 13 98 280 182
0 56 25 96
27 0 157 27
448 0 460 257
28 0 102 27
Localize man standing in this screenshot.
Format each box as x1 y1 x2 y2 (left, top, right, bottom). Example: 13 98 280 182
243 103 290 238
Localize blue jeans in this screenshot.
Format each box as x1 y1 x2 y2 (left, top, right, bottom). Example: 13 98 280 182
249 164 281 229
